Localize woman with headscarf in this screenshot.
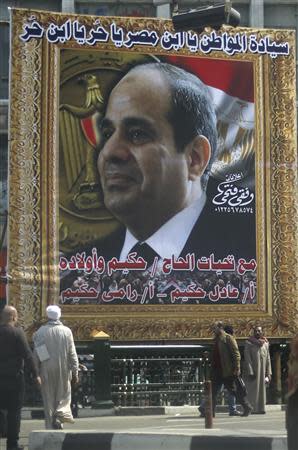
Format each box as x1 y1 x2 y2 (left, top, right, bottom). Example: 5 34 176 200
33 305 79 429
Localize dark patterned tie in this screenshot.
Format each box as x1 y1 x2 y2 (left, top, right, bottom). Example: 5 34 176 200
129 242 159 267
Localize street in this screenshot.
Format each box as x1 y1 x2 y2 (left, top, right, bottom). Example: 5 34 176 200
0 409 287 450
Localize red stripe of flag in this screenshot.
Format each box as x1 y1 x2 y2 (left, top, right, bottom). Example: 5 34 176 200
164 56 254 103
81 116 97 147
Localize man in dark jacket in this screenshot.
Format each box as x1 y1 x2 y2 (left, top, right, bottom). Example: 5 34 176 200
0 306 41 450
211 321 252 417
199 324 241 417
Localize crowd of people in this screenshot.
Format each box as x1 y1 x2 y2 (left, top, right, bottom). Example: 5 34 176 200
0 306 297 450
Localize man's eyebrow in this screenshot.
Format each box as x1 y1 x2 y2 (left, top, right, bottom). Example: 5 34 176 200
100 116 157 134
100 117 113 130
122 117 156 133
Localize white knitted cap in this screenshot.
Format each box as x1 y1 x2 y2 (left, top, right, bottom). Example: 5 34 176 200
46 305 61 320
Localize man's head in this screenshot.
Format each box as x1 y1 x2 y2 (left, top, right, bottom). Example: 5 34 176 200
212 321 224 336
98 62 217 240
253 326 263 339
0 305 18 326
224 324 234 335
46 305 61 321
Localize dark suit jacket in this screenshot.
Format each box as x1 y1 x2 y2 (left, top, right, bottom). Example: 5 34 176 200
180 198 255 260
67 174 255 262
90 194 255 262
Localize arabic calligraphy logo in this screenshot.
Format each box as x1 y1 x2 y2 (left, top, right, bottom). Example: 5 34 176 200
212 174 254 212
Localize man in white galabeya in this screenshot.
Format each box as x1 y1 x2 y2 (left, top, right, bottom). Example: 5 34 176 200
33 305 79 429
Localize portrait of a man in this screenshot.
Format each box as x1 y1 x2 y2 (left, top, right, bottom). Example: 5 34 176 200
96 61 255 260
60 58 256 305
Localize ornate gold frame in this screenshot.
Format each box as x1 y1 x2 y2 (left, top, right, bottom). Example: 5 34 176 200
8 9 297 341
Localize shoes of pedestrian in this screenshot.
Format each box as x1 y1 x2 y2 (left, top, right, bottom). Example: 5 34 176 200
197 407 215 418
63 417 75 424
52 418 63 429
198 406 205 418
229 410 242 416
242 405 253 417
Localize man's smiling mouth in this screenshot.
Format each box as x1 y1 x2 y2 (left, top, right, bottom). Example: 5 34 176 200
105 171 138 188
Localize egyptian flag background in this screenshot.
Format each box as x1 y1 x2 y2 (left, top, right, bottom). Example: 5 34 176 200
164 56 254 102
163 56 255 189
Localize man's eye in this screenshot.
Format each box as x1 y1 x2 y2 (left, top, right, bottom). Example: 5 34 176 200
128 128 151 144
101 128 113 141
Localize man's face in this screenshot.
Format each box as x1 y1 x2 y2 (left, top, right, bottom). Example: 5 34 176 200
97 68 192 233
254 327 262 338
212 323 222 336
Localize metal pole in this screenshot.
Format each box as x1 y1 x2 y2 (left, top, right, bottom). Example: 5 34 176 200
273 349 282 404
204 380 213 429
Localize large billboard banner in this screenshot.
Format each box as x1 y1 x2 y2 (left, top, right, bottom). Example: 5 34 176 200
8 9 297 340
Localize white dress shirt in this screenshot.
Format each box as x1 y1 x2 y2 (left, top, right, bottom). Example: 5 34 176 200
119 193 206 261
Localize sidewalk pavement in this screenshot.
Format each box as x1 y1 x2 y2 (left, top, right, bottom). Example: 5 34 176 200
26 406 288 450
22 403 285 419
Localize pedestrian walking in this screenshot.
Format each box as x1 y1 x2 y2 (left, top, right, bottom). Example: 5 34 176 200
286 334 298 450
243 326 272 413
199 385 240 417
33 305 79 429
199 324 241 417
211 321 252 417
0 305 41 450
